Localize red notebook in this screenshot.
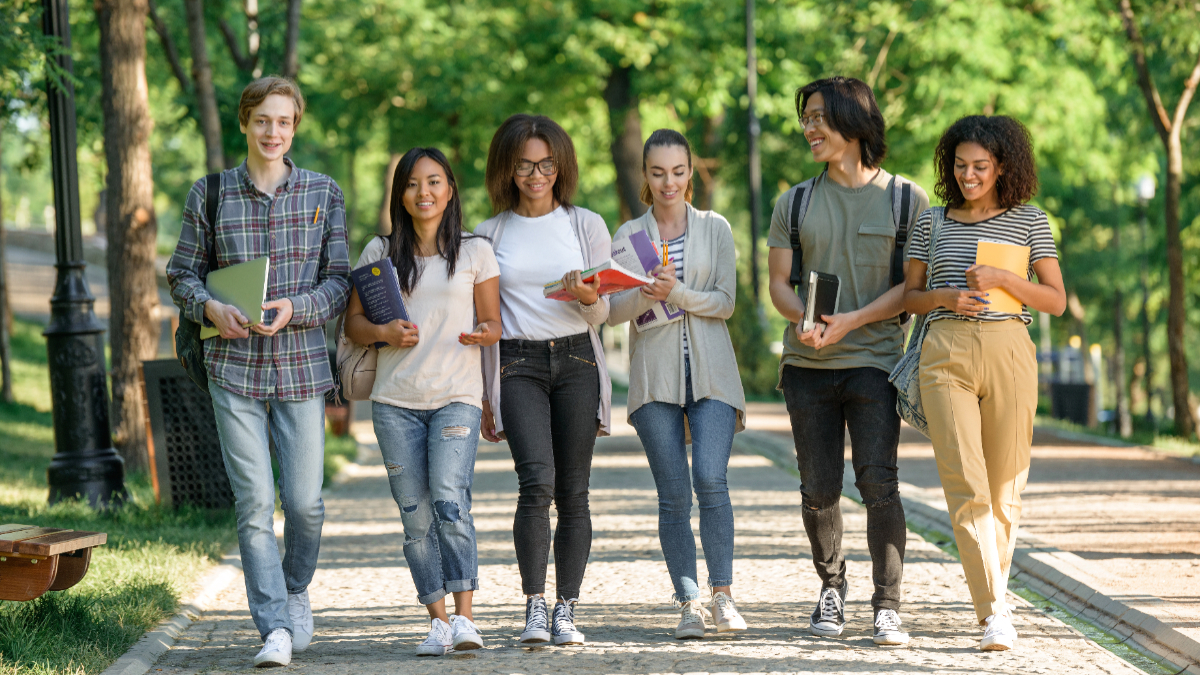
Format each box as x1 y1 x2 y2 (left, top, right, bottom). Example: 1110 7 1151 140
542 259 652 301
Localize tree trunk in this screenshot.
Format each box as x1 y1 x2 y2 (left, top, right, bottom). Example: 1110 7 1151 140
0 120 12 404
282 0 301 78
184 0 225 172
98 0 162 472
1164 132 1195 438
1112 199 1132 438
378 153 402 236
693 111 725 211
604 64 646 223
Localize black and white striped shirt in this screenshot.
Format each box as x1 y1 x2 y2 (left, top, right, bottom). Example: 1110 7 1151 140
908 205 1058 325
666 233 688 355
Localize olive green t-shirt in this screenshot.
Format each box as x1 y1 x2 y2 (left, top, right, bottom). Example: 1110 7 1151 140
766 169 929 380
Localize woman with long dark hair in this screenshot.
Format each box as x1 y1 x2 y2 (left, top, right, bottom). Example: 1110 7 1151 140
344 147 501 656
903 116 1065 651
476 114 612 646
606 129 748 639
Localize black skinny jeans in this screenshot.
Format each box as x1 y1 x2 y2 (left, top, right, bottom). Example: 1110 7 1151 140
781 365 906 612
499 333 600 600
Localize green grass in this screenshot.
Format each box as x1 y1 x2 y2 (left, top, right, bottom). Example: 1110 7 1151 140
0 318 237 675
1034 413 1200 458
323 425 358 485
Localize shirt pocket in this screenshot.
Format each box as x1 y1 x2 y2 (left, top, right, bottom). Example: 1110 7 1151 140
855 223 895 269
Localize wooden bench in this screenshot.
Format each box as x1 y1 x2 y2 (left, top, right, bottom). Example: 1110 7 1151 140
0 524 107 602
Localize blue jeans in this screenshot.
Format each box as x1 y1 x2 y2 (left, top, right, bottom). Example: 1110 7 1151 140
209 385 326 640
373 402 482 605
629 363 737 602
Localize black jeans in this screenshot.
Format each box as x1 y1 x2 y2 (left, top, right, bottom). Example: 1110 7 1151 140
781 365 906 611
499 332 600 600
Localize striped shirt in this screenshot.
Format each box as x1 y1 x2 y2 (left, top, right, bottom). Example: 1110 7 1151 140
666 233 688 355
908 204 1057 325
167 158 352 401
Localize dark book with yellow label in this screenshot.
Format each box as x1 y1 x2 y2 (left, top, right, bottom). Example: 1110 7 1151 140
350 257 409 348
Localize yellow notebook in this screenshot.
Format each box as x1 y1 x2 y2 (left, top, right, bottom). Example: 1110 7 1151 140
975 240 1030 315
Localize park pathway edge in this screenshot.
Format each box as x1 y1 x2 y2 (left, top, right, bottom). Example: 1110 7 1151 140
733 429 1200 675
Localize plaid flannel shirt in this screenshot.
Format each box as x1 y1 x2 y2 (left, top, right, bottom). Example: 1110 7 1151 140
167 158 351 401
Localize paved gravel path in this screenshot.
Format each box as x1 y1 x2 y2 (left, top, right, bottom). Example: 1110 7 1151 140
152 427 1142 674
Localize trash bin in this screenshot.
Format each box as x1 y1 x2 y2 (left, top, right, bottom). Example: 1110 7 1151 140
140 359 234 509
1050 382 1091 427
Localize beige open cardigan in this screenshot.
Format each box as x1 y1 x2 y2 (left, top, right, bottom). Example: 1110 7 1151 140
476 206 613 439
606 204 746 440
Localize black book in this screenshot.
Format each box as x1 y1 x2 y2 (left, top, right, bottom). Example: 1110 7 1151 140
802 270 840 333
350 257 410 348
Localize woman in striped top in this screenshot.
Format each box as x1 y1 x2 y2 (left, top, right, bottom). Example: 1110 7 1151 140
607 129 748 639
903 115 1065 652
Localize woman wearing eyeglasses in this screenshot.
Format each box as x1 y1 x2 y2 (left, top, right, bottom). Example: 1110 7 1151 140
475 114 613 647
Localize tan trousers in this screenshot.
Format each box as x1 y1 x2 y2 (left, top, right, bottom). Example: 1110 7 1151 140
919 318 1037 623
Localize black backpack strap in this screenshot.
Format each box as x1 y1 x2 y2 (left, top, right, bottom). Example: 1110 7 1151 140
788 178 816 290
203 172 220 278
892 180 911 289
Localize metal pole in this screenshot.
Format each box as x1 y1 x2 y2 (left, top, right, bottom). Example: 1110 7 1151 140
745 0 762 304
42 0 126 507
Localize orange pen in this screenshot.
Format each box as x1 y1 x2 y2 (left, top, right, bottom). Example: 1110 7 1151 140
661 242 668 266
313 206 321 224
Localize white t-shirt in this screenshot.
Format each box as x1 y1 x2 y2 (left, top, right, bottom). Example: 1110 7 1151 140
493 206 590 340
355 236 499 410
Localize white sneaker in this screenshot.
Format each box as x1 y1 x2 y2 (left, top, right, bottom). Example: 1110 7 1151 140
709 592 747 632
872 609 909 646
287 590 313 651
520 595 551 644
253 628 292 668
450 614 484 650
416 617 453 656
809 581 848 637
981 612 1017 651
675 599 707 639
551 598 586 645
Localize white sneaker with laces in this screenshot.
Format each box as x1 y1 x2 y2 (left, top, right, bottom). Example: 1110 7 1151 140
709 592 747 632
450 614 484 650
416 617 453 656
551 598 586 645
520 595 551 644
287 590 313 651
808 580 848 637
872 609 909 645
981 612 1017 651
253 628 292 668
675 599 707 639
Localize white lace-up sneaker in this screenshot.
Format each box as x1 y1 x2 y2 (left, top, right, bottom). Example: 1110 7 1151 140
253 628 292 667
520 595 551 644
450 614 484 650
551 598 586 645
709 592 747 632
416 617 453 656
675 599 707 639
981 612 1017 651
809 580 848 637
287 590 313 651
872 608 909 645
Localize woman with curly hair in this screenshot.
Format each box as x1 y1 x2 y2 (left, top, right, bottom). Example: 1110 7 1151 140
902 115 1065 651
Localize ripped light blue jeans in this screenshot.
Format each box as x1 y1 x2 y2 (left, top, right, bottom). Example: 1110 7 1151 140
373 401 482 605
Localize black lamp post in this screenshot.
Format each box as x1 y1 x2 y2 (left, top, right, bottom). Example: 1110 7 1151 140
42 0 126 507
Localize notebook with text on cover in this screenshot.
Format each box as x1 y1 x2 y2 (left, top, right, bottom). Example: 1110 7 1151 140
350 257 410 348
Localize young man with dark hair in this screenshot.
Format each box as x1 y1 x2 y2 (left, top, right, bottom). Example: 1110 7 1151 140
167 76 351 668
766 76 929 646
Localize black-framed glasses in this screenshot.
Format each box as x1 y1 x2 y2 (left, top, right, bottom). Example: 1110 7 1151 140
799 112 826 129
515 158 557 177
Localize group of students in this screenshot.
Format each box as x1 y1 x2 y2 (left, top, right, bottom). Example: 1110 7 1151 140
166 73 1065 668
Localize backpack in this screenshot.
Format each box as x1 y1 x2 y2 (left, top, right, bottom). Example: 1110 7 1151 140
785 172 917 322
175 173 221 393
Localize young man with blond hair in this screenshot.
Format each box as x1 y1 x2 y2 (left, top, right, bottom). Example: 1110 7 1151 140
167 76 351 668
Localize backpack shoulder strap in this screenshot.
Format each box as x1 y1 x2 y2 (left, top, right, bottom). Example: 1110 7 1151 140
788 177 817 289
202 172 221 278
889 176 913 289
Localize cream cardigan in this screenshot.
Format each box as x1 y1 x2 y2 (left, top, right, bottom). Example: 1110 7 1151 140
477 206 613 439
607 204 746 439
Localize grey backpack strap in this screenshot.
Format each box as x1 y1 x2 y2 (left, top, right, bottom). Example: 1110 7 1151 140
787 177 817 290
